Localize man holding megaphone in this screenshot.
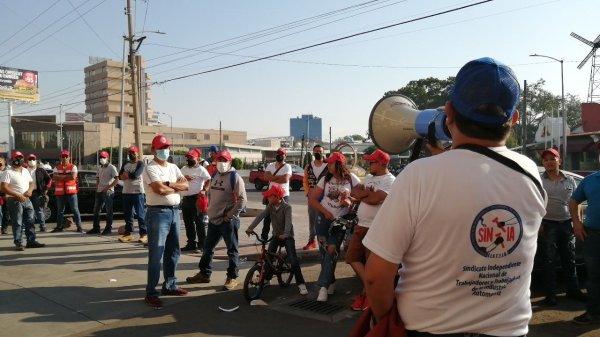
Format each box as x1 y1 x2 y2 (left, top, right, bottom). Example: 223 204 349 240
362 58 546 337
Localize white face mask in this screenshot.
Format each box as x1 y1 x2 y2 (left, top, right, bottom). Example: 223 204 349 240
99 158 108 165
28 160 36 168
217 162 231 173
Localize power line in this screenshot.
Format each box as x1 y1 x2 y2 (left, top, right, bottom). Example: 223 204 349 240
66 0 119 57
147 0 405 71
145 0 389 63
0 0 63 49
153 0 494 85
1 0 108 65
141 0 149 34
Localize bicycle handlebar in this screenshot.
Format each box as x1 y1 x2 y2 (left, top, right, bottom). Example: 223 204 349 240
249 231 273 244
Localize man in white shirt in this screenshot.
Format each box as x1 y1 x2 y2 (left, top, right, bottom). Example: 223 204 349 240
143 135 189 309
364 58 546 336
119 146 147 243
261 148 292 240
0 151 45 251
302 144 328 250
180 149 211 252
87 151 119 235
347 149 395 311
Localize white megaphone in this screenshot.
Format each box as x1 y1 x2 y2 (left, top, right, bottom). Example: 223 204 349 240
368 94 451 155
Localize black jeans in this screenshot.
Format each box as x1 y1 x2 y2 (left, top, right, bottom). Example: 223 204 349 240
261 195 289 240
181 195 206 248
540 219 580 297
268 237 305 284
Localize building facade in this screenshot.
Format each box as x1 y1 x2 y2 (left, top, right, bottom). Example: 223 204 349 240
84 56 156 126
290 114 322 141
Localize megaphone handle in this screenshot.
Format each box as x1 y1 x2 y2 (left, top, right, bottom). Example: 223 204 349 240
409 139 424 163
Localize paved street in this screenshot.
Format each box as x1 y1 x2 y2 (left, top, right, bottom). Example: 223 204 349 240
1 190 600 336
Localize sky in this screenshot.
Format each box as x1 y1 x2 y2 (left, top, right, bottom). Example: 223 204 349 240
0 0 598 144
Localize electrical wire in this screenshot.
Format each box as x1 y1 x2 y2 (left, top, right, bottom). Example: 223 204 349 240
141 0 149 34
0 0 108 64
66 0 119 57
153 0 494 85
0 0 63 49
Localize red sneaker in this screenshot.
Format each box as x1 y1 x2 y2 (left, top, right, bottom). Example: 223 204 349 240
161 288 189 296
303 239 317 251
145 296 163 309
351 294 365 311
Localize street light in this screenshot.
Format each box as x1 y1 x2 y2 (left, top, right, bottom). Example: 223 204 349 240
529 53 567 165
158 112 173 132
136 30 167 35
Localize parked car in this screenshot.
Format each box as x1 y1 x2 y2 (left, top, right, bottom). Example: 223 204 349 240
43 170 124 223
249 164 305 191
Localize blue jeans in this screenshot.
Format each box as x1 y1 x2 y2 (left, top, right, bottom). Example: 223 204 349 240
31 192 47 230
7 198 36 246
92 191 114 230
146 206 181 297
56 194 82 229
268 237 305 284
584 228 600 315
0 203 8 230
198 219 240 279
541 219 580 297
123 194 147 235
316 215 345 288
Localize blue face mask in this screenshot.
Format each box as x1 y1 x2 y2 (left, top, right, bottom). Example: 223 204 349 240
156 149 170 161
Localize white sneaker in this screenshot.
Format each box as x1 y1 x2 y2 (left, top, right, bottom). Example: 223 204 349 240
328 283 335 295
298 284 308 295
317 287 328 302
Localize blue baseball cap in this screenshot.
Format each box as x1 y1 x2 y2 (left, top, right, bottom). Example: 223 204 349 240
450 57 520 125
209 145 219 153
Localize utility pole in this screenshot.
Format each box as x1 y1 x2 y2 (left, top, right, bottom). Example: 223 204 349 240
522 80 527 154
219 121 222 147
329 126 332 153
59 104 63 150
126 0 143 155
118 36 126 170
7 102 13 153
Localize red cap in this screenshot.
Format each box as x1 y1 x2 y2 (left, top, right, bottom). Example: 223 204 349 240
363 149 390 165
541 148 560 159
151 134 172 150
11 150 24 160
324 152 346 165
276 148 287 156
28 154 37 160
186 149 199 159
99 151 110 158
215 150 232 162
60 150 70 158
262 184 285 199
128 146 139 154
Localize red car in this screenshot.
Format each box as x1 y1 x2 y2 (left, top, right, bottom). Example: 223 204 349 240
249 164 304 191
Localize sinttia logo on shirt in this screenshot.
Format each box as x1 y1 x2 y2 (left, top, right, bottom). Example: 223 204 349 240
470 205 523 258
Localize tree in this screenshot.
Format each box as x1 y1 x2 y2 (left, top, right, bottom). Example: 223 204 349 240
384 76 455 109
232 158 244 170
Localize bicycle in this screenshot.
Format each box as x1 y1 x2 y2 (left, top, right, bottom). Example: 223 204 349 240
243 231 294 302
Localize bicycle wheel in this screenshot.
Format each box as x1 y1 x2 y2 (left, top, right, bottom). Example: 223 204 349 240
243 263 265 302
275 257 294 288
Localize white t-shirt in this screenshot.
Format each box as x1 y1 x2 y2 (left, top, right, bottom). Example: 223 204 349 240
311 161 327 181
143 160 185 206
180 165 211 197
363 147 546 336
1 167 33 197
316 173 360 219
356 172 396 228
266 162 292 197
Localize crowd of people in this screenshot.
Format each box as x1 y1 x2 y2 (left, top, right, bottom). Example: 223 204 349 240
3 57 600 334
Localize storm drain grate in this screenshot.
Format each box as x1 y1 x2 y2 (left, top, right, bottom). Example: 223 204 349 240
288 299 346 315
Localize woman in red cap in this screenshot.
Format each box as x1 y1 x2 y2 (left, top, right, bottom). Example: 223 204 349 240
308 151 360 302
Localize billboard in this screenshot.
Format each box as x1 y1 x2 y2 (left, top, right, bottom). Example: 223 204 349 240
0 66 39 103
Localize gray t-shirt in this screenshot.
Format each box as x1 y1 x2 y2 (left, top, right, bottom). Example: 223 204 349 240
121 161 145 194
97 164 118 192
542 171 577 221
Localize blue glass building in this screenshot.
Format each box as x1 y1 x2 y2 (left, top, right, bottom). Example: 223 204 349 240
290 114 322 141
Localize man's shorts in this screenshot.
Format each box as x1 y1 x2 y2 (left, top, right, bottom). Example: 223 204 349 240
345 225 369 264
